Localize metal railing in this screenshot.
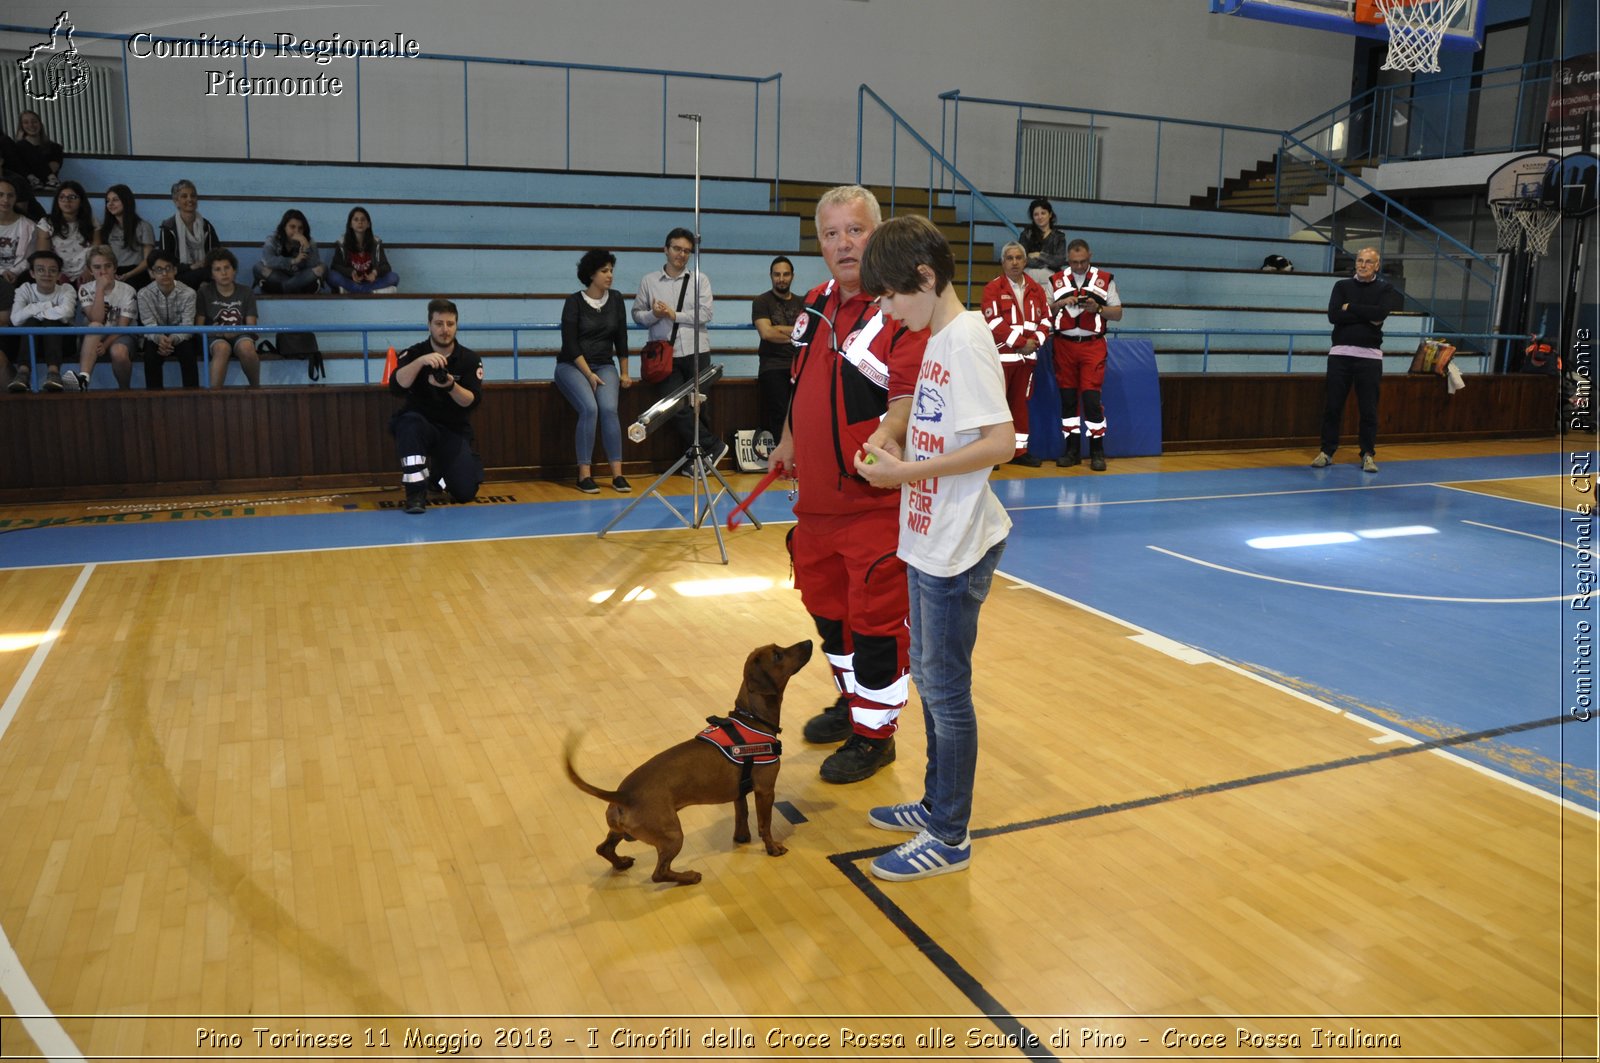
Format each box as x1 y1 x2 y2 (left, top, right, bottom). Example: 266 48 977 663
854 85 1020 303
1288 59 1555 165
936 90 1501 341
3 322 1516 384
0 22 782 198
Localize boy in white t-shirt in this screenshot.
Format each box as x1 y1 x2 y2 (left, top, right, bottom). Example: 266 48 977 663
10 249 78 391
854 214 1014 882
74 244 138 389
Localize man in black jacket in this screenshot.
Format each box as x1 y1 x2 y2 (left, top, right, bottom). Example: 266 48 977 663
1312 247 1402 473
389 298 484 513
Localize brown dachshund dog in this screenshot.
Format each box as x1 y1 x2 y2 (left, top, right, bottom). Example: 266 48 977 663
564 640 813 886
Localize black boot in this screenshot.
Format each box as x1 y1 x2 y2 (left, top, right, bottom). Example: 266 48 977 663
803 695 852 743
1089 436 1107 472
1057 433 1080 467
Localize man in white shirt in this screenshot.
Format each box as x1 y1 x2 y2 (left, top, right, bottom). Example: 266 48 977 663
632 227 726 469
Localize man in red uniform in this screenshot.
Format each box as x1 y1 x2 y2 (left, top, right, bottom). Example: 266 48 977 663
1048 238 1122 471
982 241 1050 466
770 185 928 783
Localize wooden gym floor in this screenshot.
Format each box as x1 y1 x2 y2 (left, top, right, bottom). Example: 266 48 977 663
0 439 1593 1061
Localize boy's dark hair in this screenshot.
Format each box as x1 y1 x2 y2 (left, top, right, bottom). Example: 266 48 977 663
1067 238 1091 254
769 255 794 273
427 297 458 321
859 214 954 297
148 248 180 272
27 248 63 269
664 227 694 249
206 246 239 270
577 248 616 287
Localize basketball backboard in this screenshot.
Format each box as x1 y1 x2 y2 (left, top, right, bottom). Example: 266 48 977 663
1544 150 1599 219
1485 152 1560 204
1210 0 1484 52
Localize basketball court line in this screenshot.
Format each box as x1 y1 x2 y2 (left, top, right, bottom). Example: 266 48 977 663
827 710 1577 1063
1146 544 1577 604
1462 518 1583 550
0 564 94 1063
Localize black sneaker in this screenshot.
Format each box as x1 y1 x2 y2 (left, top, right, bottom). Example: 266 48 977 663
403 493 427 515
705 439 730 469
611 476 632 493
1009 453 1042 467
576 476 600 494
802 695 852 743
44 369 64 392
7 366 28 393
820 734 896 784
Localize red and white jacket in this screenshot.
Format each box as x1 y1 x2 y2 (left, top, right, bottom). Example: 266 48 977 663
981 272 1050 363
1049 265 1116 338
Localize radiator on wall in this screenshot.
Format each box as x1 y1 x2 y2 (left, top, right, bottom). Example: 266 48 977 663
0 57 119 156
1017 121 1099 201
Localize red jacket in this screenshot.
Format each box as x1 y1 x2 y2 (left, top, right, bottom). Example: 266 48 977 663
982 273 1050 360
787 279 927 516
1048 265 1116 337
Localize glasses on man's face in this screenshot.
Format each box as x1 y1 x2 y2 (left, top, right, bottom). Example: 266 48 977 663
150 265 176 275
668 244 692 255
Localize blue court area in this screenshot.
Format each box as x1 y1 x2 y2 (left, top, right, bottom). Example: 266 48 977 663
3 451 1590 806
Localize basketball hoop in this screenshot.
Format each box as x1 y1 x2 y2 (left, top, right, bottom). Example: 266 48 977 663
1372 0 1469 73
1493 197 1562 256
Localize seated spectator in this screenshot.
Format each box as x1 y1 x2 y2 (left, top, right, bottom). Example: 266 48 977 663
195 247 260 388
557 249 633 494
11 111 63 191
156 179 221 290
73 245 136 390
253 209 326 294
0 176 39 389
35 179 95 287
328 206 398 294
9 249 77 392
98 184 155 288
135 249 199 390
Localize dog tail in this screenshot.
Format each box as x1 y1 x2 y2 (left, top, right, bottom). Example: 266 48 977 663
563 732 622 802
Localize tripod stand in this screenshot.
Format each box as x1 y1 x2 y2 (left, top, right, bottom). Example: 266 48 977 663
596 113 753 564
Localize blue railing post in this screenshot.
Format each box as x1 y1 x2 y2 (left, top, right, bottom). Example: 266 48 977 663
774 75 783 207
120 37 133 154
512 330 521 381
242 55 251 160
661 76 668 174
361 331 370 383
355 58 363 163
753 81 760 180
462 61 470 165
1216 127 1226 209
565 68 572 169
1154 118 1163 204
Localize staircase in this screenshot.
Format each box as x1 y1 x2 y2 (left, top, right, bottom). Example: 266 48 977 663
1192 154 1374 214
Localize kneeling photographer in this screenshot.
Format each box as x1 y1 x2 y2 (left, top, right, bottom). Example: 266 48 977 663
389 297 484 514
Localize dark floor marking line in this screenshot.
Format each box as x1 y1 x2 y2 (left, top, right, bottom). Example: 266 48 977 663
827 713 1577 1062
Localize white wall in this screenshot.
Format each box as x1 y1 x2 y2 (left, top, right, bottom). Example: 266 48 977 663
9 0 1355 205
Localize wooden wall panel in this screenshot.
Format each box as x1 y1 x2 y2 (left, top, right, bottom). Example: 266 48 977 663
0 374 1557 500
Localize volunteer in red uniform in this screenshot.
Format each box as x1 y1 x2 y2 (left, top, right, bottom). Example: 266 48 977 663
769 185 928 784
981 241 1050 466
1048 238 1122 471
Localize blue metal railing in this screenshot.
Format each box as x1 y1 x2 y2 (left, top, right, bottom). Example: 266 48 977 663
0 23 783 201
854 85 1020 303
2 322 1513 386
1288 59 1555 164
936 89 1501 340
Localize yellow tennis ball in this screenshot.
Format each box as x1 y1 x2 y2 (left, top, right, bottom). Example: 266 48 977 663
861 452 878 465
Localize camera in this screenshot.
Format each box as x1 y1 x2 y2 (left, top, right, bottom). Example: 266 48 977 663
430 366 451 386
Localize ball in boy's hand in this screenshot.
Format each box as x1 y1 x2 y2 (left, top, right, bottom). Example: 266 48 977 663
861 451 878 465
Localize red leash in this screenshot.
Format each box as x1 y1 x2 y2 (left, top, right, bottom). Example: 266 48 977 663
727 462 786 531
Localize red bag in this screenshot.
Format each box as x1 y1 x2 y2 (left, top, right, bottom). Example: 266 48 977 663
639 273 691 385
640 340 674 384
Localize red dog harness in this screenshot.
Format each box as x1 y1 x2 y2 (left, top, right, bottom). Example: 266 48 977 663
697 714 782 796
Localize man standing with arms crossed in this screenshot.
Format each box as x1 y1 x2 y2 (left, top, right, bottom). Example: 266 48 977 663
770 186 928 783
982 241 1050 466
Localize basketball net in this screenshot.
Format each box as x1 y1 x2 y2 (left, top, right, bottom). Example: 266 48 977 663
1374 0 1469 73
1492 198 1563 256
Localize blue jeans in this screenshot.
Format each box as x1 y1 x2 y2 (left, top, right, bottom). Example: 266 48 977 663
908 539 1006 844
553 361 622 465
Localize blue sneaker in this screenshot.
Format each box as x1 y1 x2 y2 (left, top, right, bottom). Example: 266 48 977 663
867 800 931 833
869 830 971 881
